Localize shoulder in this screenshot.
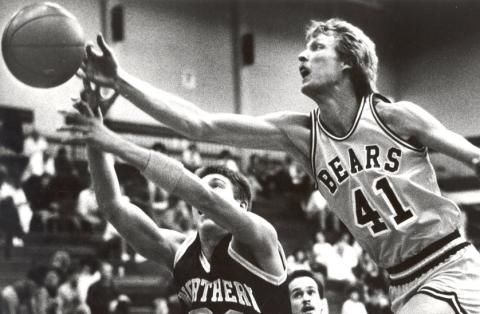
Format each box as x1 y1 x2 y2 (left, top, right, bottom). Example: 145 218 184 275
375 99 428 119
173 232 198 268
375 100 425 133
263 111 314 167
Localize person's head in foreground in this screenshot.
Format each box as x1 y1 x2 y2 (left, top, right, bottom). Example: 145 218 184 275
288 269 326 314
298 18 378 101
193 165 252 237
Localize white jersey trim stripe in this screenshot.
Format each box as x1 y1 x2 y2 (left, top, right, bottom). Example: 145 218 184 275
418 287 466 314
228 241 287 286
368 94 426 152
316 95 366 141
173 231 198 267
310 109 320 187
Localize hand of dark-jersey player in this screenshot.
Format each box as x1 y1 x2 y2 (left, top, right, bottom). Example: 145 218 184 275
58 81 120 152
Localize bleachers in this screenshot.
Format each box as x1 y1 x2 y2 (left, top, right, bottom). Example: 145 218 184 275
0 232 172 313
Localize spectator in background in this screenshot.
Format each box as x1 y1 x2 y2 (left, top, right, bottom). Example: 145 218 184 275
43 268 62 314
23 173 53 233
312 231 334 271
0 265 50 314
328 233 358 283
50 250 72 284
274 155 312 211
341 285 368 314
244 154 263 201
22 129 53 182
365 287 391 314
76 177 104 233
0 165 25 257
153 297 170 314
46 149 82 233
304 191 329 230
181 143 202 172
287 248 311 272
111 295 131 314
86 261 119 314
287 269 328 314
217 149 239 172
77 258 100 304
10 175 32 237
58 263 91 314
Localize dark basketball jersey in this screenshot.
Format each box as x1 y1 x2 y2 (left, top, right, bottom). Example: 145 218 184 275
173 232 288 314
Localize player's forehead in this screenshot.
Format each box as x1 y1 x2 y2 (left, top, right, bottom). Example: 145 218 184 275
288 276 318 292
306 32 336 47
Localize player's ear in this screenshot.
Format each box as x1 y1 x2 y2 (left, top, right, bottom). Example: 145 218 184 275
240 200 248 210
341 61 352 72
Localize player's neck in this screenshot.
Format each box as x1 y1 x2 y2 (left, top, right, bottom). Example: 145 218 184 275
199 231 225 262
315 82 360 137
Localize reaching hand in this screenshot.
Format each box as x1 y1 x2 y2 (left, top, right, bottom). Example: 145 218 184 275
78 34 119 88
58 81 120 151
78 77 119 116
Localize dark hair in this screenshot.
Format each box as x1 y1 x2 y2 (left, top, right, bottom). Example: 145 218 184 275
286 269 325 299
306 18 378 99
195 165 252 210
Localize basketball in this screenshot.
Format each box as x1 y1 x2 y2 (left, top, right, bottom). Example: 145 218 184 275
1 2 85 88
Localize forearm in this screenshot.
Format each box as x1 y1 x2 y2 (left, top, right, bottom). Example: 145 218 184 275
87 147 123 207
87 146 182 265
115 69 209 139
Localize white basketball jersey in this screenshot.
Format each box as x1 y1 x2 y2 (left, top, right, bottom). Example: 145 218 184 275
310 93 461 268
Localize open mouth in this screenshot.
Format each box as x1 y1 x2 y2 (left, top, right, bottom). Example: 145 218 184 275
299 66 310 78
302 305 315 312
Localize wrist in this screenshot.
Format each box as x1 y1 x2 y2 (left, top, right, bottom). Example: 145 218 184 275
113 68 126 90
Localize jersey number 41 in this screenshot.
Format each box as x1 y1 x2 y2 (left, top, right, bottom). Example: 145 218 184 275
353 176 417 237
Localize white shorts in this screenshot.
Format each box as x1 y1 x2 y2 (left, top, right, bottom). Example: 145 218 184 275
389 244 480 313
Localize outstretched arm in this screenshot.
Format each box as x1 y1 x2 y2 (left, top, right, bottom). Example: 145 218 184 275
377 101 480 173
62 91 185 269
80 35 305 152
86 147 185 267
61 104 283 272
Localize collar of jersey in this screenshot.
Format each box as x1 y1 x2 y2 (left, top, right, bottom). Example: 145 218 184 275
316 95 366 141
199 251 211 273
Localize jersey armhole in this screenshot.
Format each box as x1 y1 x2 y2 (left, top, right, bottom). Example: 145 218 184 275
370 93 426 153
173 232 198 268
228 241 287 286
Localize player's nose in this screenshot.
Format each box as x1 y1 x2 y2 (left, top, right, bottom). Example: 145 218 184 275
298 50 308 62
